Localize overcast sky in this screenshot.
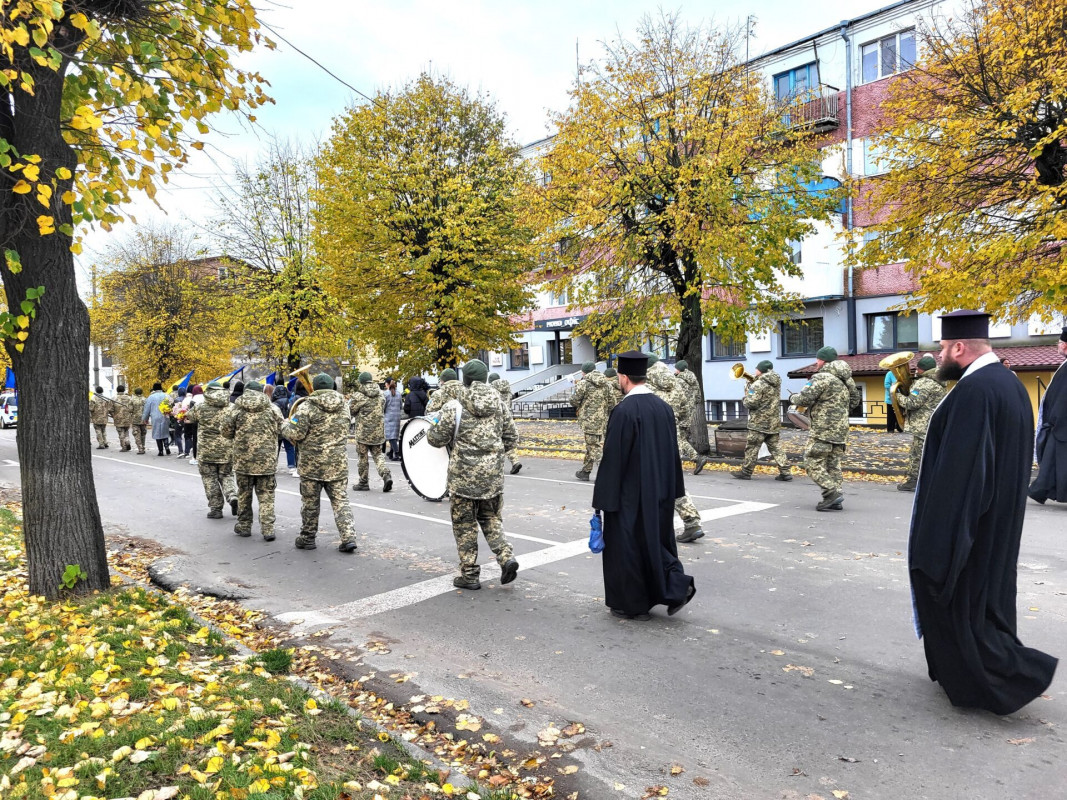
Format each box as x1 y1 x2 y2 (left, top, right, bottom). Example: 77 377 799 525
76 0 895 283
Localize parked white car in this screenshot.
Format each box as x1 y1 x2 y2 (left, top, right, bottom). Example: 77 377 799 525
0 392 17 428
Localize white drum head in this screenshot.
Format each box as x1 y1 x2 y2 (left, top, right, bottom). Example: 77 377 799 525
400 416 450 501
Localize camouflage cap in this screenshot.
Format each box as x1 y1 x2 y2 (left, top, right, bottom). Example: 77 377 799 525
582 361 595 373
757 360 774 372
441 368 457 382
462 359 489 386
604 368 617 377
312 373 334 391
488 372 500 382
816 346 838 362
359 371 373 384
674 360 688 372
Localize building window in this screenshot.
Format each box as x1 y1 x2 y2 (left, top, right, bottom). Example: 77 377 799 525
787 238 802 265
862 138 890 175
549 286 569 306
707 329 746 360
774 62 820 101
867 312 918 352
861 29 916 83
781 318 824 356
509 343 529 370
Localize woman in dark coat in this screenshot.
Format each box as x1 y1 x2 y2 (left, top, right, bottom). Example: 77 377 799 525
404 377 429 418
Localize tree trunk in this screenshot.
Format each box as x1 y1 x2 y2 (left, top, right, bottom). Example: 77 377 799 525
0 34 109 598
675 292 710 455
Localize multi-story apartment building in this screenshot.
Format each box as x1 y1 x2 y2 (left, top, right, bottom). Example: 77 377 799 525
497 0 1064 422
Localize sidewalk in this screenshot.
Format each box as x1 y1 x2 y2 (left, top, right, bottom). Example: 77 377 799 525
516 419 912 477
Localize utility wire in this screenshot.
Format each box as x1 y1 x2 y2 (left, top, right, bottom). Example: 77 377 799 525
258 19 386 109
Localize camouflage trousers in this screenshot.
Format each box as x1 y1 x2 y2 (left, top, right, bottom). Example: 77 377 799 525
199 460 237 513
356 441 391 486
675 494 701 529
805 438 845 499
741 431 789 474
582 433 603 474
93 424 108 446
133 424 146 453
505 446 522 471
905 433 926 483
300 478 356 545
235 473 276 537
450 493 514 580
115 426 130 451
677 426 699 462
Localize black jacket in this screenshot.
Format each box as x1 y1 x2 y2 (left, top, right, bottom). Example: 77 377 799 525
404 377 429 417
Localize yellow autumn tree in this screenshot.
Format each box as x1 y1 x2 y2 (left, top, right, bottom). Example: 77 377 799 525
856 0 1067 320
0 1 271 597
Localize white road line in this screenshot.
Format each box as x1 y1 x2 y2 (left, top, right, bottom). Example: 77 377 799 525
510 472 765 506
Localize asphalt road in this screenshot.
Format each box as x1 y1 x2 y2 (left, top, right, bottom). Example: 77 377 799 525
2 429 1064 799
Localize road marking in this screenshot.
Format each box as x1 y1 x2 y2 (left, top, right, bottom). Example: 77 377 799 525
1 459 18 467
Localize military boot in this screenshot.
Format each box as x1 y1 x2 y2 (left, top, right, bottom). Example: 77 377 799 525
693 456 709 475
294 535 317 550
352 481 370 491
574 470 590 481
234 524 252 537
898 480 916 492
510 462 523 475
383 476 393 492
338 540 357 553
453 575 481 590
731 470 751 480
816 493 844 512
775 472 793 481
677 524 705 543
206 509 223 519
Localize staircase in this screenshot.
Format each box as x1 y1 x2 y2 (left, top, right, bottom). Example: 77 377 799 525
510 362 607 419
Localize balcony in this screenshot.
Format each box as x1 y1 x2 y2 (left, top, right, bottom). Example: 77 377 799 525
783 86 840 132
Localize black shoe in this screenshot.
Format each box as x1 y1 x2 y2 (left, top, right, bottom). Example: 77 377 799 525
230 499 238 517
500 559 519 585
831 501 843 510
898 481 916 492
677 526 705 543
816 494 844 512
693 457 708 475
668 584 697 616
234 526 252 537
206 510 223 519
575 470 590 481
165 448 171 455
510 463 523 475
353 483 370 492
295 536 317 550
262 533 275 542
338 540 357 553
1029 492 1047 505
104 443 109 448
775 473 793 482
611 608 651 621
731 470 751 480
453 576 481 590
96 445 107 449
383 478 393 493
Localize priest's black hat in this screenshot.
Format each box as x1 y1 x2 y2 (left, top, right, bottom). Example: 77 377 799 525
616 350 648 378
1060 326 1067 343
940 310 989 340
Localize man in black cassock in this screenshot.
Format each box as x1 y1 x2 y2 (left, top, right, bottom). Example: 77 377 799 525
592 351 696 620
909 310 1057 715
1028 326 1067 505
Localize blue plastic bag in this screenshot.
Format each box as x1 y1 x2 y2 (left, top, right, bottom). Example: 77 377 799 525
588 513 604 553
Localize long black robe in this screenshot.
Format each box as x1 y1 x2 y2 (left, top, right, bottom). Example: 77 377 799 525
592 390 695 615
1029 359 1067 503
909 360 1057 714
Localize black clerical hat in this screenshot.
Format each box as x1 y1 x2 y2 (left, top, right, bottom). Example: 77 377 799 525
1060 326 1067 343
940 310 989 340
615 350 648 378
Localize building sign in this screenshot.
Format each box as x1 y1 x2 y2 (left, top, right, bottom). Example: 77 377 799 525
534 314 587 331
489 352 504 367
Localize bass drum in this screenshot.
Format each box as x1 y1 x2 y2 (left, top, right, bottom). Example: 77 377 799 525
786 408 811 431
400 416 450 502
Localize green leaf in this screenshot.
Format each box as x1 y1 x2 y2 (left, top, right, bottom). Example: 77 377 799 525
20 300 34 314
24 287 37 300
4 249 21 274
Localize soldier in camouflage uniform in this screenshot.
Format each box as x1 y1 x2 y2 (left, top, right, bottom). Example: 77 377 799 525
570 362 616 480
788 346 861 511
428 358 520 590
670 360 709 475
894 355 946 492
282 373 359 552
489 372 523 474
89 387 111 448
646 355 705 542
130 388 148 453
109 385 136 451
349 372 393 492
604 367 623 401
186 381 239 518
734 360 792 481
426 368 464 414
220 380 283 540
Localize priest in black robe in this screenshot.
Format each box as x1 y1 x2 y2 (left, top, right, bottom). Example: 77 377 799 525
909 311 1057 715
1028 326 1067 505
592 351 695 620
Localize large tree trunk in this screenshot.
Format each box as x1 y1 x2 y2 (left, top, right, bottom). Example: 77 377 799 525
0 31 109 598
675 292 710 455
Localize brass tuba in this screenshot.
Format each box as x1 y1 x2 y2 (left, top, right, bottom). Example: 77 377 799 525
286 364 318 420
879 351 915 423
731 362 756 384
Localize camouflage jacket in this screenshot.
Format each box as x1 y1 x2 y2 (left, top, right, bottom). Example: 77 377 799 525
570 371 616 435
743 371 783 434
129 396 147 425
281 389 350 482
110 394 138 427
89 395 111 425
789 361 860 445
491 378 512 406
349 381 386 445
896 372 947 436
219 390 282 475
674 370 699 429
184 385 232 464
646 362 678 410
427 381 517 500
607 375 623 401
426 379 465 414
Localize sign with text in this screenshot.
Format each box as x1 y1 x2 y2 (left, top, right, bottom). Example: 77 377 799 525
534 314 587 331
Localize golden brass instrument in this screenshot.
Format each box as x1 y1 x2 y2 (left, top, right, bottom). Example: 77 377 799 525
731 362 756 384
285 365 317 420
879 351 915 423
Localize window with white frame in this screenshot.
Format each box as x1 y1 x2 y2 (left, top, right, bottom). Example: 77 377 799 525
707 329 746 360
861 29 916 83
863 138 890 175
774 62 820 101
786 238 802 265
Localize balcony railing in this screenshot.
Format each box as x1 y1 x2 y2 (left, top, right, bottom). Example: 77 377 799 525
783 86 840 132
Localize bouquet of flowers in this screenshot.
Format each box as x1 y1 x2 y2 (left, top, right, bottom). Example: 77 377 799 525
159 401 172 415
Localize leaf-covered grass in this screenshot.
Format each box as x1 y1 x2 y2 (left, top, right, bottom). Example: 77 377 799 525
0 508 505 800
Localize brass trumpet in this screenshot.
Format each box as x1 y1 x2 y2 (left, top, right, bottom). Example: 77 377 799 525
879 351 915 423
286 364 317 420
730 362 756 384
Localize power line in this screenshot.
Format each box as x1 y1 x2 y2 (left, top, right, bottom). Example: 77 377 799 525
258 19 385 109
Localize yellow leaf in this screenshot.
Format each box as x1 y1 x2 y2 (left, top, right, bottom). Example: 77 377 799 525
12 180 31 194
56 166 72 180
16 315 29 328
37 215 55 235
248 778 270 793
832 792 850 799
204 755 224 774
22 164 39 182
17 331 28 342
14 343 23 353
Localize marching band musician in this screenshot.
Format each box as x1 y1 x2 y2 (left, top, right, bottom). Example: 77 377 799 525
570 362 616 482
894 355 946 493
672 361 708 476
426 367 463 413
349 371 393 493
219 380 282 541
281 372 359 552
185 380 239 519
489 372 523 475
734 361 792 482
427 358 520 591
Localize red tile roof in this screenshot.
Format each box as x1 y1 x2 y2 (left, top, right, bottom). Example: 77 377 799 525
786 345 1064 378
